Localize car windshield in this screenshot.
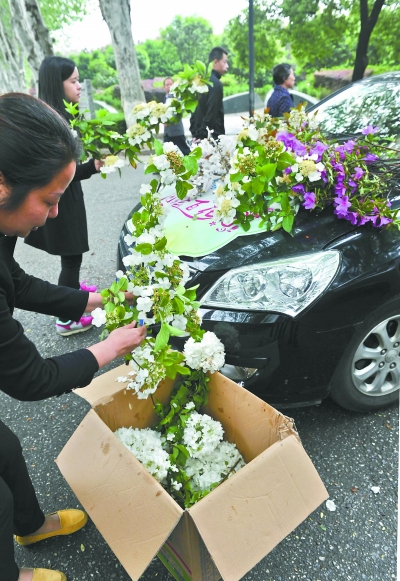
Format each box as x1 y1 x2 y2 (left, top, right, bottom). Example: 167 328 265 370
312 79 400 150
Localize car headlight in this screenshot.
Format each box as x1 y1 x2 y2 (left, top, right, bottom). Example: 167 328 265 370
200 251 340 317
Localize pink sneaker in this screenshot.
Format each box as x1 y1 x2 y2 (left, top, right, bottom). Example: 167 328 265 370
56 316 93 336
80 281 97 292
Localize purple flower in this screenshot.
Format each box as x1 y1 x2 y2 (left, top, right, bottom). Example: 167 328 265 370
344 211 359 225
361 125 379 135
310 141 328 161
334 145 347 160
284 166 292 175
302 192 317 210
362 153 379 164
343 140 356 153
320 169 328 184
335 184 347 197
276 131 307 156
379 215 393 226
331 160 345 173
353 167 364 180
334 195 351 218
291 184 305 195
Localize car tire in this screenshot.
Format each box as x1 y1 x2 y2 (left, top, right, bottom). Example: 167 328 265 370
330 297 400 412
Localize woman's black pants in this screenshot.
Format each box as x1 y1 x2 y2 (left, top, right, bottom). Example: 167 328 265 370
58 254 83 290
0 420 45 581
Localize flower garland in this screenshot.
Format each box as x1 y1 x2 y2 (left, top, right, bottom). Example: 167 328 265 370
67 66 399 508
199 107 400 233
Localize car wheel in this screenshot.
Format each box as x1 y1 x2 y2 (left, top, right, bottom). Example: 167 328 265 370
330 298 400 412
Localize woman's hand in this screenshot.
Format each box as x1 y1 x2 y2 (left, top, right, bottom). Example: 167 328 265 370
94 159 104 172
85 292 135 314
87 321 146 368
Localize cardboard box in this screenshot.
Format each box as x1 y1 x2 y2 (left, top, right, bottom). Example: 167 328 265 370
57 365 328 581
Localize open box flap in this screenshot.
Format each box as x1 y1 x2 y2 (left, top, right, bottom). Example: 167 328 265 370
204 372 300 463
73 364 133 407
188 435 328 581
56 409 183 581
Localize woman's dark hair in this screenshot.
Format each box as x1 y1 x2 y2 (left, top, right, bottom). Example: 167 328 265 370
39 56 76 120
272 63 293 85
0 93 81 210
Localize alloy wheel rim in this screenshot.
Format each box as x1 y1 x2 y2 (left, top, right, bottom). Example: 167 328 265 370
351 315 400 397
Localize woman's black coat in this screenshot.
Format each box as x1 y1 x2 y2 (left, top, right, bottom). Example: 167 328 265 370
0 234 98 401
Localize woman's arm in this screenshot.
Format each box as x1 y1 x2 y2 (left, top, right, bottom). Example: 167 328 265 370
72 158 98 182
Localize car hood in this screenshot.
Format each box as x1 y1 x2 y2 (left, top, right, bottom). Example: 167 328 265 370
183 205 356 272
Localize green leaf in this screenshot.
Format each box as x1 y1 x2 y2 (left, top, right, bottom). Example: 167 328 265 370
282 214 294 234
230 172 245 183
144 164 158 174
252 178 265 195
261 163 277 181
153 139 163 155
154 237 167 251
183 156 198 175
166 324 185 336
135 243 153 255
154 323 170 352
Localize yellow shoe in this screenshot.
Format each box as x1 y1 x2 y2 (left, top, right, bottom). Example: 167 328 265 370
32 569 67 581
15 509 88 546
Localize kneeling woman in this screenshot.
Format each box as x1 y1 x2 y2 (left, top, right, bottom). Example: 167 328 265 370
0 93 146 581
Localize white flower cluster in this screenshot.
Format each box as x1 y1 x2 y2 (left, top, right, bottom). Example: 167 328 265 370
183 412 224 459
149 141 184 185
100 155 128 175
291 155 325 183
114 426 172 483
114 410 245 497
287 107 319 132
171 76 209 96
185 440 245 491
126 101 176 147
131 101 176 126
184 331 225 373
189 135 235 195
127 340 167 399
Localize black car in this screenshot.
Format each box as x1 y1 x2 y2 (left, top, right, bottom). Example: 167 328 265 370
118 72 400 412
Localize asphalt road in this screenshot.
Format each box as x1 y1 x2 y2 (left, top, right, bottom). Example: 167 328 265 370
3 163 398 581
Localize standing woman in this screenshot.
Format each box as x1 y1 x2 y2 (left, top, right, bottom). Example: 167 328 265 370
0 93 146 581
25 56 102 337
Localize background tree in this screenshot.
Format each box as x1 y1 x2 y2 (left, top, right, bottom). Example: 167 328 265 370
273 0 399 80
98 0 145 126
224 0 284 85
37 0 89 30
161 15 214 67
141 39 181 78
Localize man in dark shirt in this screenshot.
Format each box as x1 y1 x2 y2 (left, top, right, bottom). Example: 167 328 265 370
190 46 229 141
267 63 295 117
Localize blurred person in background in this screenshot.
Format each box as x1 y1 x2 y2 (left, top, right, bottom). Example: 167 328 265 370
190 47 229 142
25 56 103 337
162 77 190 155
266 63 295 117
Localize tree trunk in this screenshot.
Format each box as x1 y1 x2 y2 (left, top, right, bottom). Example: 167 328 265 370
98 0 145 126
8 0 53 86
24 0 53 57
352 0 386 82
0 3 26 92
